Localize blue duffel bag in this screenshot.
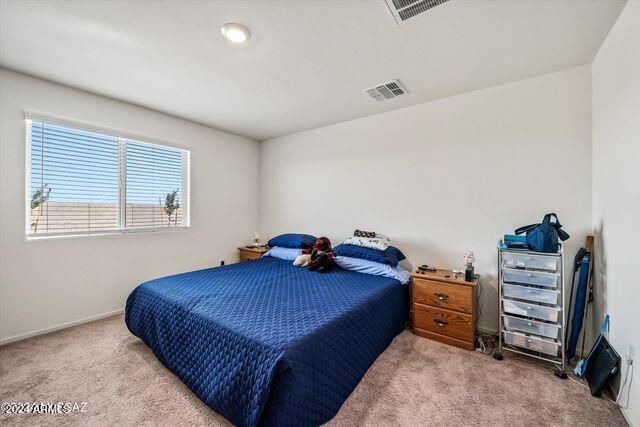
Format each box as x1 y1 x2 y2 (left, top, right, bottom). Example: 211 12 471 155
515 213 570 253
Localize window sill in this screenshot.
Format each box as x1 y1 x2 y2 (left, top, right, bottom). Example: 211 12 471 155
25 226 191 242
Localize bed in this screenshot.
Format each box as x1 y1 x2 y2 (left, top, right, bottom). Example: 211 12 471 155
125 256 408 426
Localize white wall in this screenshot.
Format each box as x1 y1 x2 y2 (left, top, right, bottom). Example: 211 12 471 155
260 66 593 332
0 69 259 343
592 2 640 424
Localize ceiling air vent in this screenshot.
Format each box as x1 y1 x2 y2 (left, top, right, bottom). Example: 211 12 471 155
385 0 450 25
364 80 408 102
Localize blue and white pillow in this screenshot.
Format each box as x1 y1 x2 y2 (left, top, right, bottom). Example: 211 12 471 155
332 244 406 267
267 233 317 249
334 256 411 284
264 247 303 261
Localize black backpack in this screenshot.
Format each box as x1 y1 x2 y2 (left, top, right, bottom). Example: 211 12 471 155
515 213 570 253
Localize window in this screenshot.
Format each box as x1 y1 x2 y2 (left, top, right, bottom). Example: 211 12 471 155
26 116 190 238
125 139 187 229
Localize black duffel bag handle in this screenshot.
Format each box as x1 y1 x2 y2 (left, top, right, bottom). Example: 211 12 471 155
515 213 570 241
514 223 539 235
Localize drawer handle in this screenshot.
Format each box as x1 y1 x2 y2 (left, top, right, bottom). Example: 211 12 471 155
433 292 449 301
434 319 448 327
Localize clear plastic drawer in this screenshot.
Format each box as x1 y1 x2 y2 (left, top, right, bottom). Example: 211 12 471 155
502 283 560 305
502 299 561 322
503 330 559 357
502 252 558 272
503 315 560 339
502 268 559 289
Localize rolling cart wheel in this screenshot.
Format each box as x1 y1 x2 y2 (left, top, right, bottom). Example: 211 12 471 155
554 370 568 379
493 352 503 361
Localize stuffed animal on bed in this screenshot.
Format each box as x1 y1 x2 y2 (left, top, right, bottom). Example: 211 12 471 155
293 236 336 273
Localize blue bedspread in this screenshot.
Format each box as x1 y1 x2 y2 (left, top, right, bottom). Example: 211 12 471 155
125 257 407 426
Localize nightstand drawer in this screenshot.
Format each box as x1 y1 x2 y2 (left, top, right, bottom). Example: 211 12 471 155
414 304 473 341
239 251 262 262
238 247 268 263
413 279 473 314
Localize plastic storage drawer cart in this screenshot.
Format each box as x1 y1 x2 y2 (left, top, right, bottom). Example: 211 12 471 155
493 243 567 378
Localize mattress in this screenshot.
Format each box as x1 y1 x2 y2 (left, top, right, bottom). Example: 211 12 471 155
125 256 407 426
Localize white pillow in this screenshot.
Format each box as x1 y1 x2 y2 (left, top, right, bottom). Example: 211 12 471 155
342 234 390 251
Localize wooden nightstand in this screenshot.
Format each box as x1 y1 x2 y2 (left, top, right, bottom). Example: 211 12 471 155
412 269 477 351
238 246 268 263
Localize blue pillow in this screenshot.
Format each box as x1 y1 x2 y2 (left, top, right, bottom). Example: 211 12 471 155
388 246 406 262
264 247 303 261
334 256 411 284
332 244 406 267
268 233 317 249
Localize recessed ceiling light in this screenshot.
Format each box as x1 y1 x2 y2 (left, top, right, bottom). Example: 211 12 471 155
221 23 250 43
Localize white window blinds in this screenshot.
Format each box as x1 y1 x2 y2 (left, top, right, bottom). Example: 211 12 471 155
26 117 190 238
125 140 188 229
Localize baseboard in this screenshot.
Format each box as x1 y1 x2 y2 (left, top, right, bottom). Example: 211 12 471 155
620 407 636 427
0 308 125 346
606 374 636 427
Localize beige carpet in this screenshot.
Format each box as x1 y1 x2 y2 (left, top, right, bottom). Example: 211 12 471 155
0 314 626 426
